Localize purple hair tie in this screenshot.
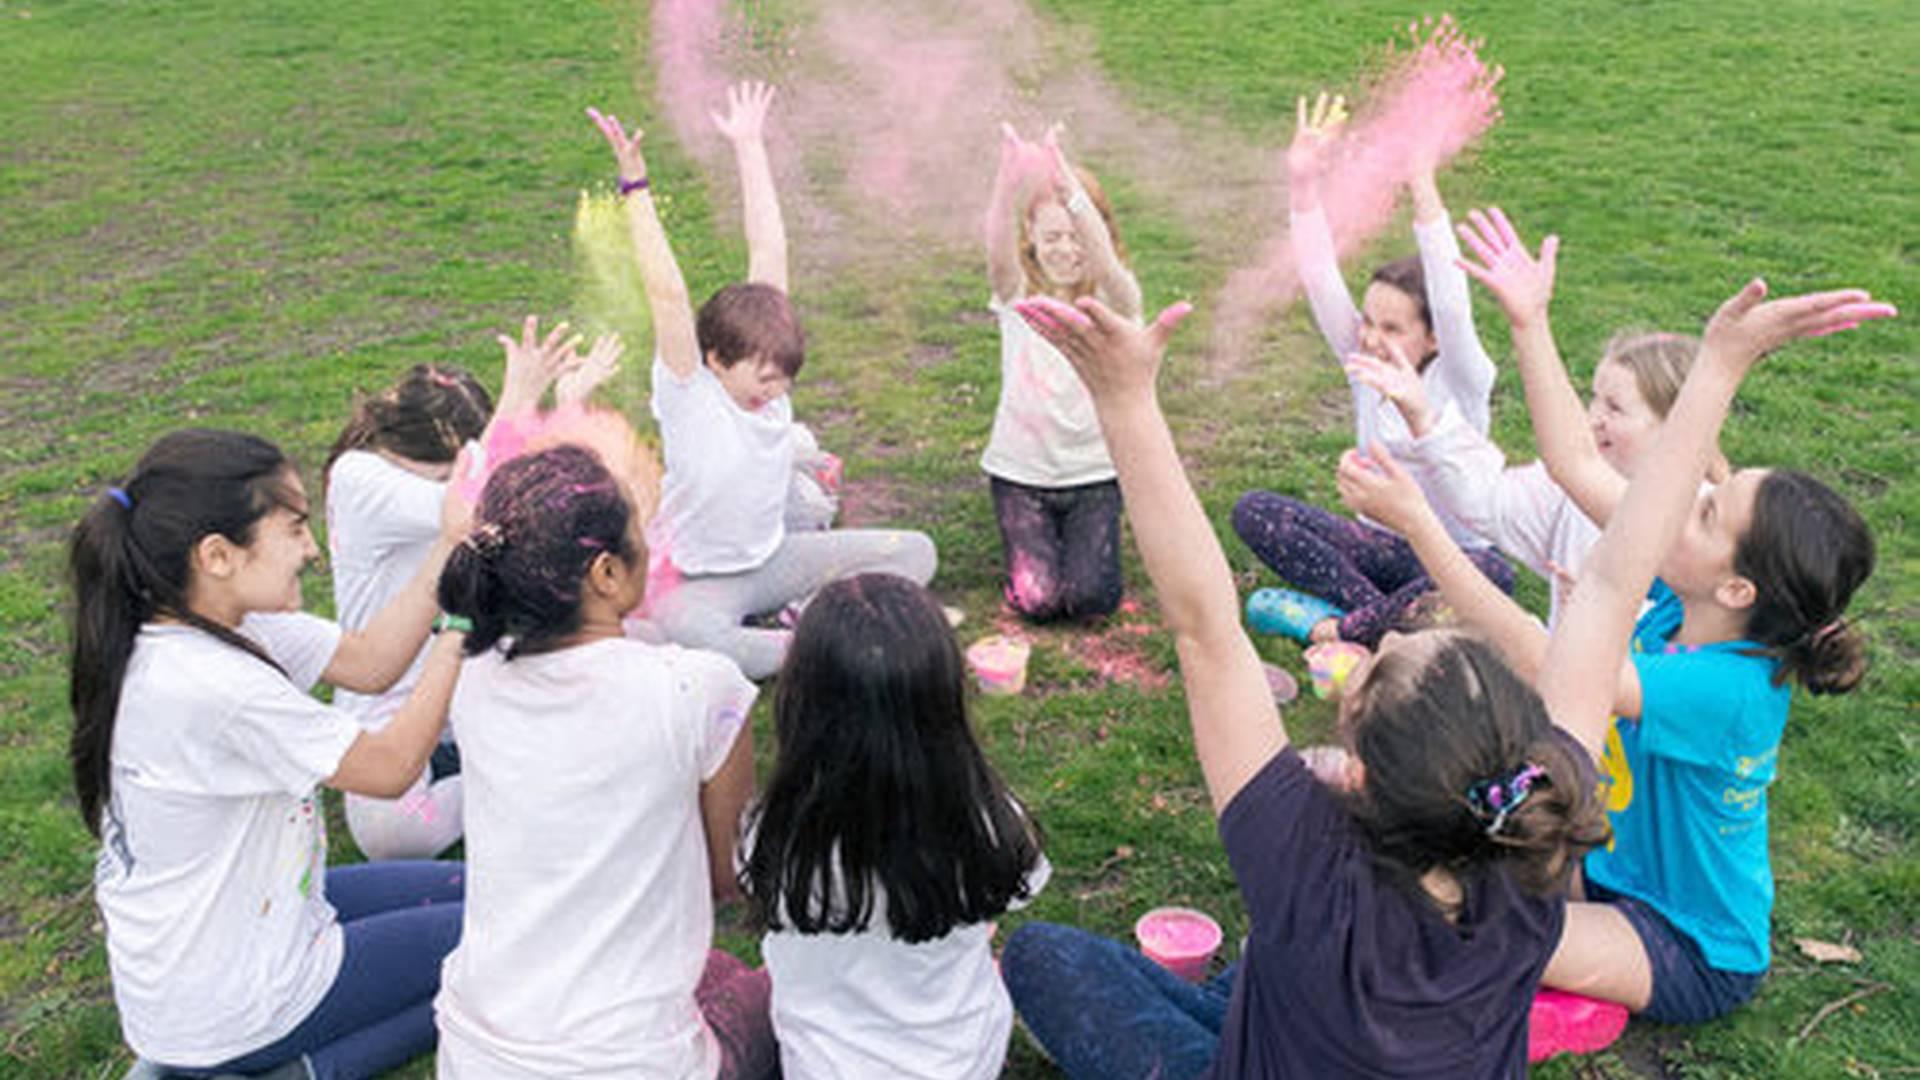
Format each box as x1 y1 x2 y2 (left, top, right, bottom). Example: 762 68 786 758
107 487 132 510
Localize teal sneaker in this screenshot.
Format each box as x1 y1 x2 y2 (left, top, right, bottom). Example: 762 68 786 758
1246 587 1343 642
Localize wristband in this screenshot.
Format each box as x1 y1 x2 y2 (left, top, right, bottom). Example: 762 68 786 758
619 175 651 197
432 613 474 635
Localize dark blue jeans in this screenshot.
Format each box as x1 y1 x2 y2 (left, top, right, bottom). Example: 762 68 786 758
1003 922 1236 1080
168 861 465 1080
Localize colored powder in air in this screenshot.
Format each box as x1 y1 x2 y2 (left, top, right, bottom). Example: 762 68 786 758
1211 14 1503 362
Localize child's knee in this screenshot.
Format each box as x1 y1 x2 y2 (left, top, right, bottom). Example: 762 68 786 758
1231 490 1285 542
896 530 937 585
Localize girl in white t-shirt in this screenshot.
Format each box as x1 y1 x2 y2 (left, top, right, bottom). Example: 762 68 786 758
432 442 776 1080
740 572 1049 1080
1373 328 1731 627
71 427 473 1078
589 85 936 679
324 322 622 860
982 122 1142 622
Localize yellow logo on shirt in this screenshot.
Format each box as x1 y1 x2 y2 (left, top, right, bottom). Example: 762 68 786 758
1597 720 1634 852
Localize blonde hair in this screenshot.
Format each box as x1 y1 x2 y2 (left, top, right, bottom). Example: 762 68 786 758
1599 330 1730 483
1017 165 1127 301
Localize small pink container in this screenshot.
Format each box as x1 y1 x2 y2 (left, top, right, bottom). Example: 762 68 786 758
1527 988 1629 1063
966 635 1032 696
1134 906 1223 982
1304 641 1370 700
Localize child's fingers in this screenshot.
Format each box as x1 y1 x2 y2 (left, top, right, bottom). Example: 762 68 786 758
1297 94 1309 131
1538 234 1561 276
1147 300 1194 344
1456 222 1501 270
1033 295 1092 328
1488 206 1522 250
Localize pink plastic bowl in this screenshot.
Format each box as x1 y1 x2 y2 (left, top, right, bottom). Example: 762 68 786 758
1134 906 1223 982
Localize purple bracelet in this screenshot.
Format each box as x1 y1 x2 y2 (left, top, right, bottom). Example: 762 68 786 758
619 175 650 197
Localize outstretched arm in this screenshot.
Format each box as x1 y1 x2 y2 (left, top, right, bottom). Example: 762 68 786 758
1018 296 1283 813
1541 280 1893 744
1046 130 1141 319
985 123 1032 304
1456 207 1623 524
588 107 701 380
711 81 788 293
1287 92 1363 362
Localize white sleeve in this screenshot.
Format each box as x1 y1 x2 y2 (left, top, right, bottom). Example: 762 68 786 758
213 672 362 797
671 647 759 780
1289 206 1362 363
1413 212 1497 434
1403 411 1562 580
329 453 443 553
241 612 345 692
650 352 704 426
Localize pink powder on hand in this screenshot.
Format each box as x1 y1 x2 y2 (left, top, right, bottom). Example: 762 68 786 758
1134 906 1223 982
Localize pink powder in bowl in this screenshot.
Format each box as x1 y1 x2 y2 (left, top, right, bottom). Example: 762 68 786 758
1134 906 1223 982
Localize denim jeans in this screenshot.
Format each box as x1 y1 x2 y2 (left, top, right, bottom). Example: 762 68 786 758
1002 922 1236 1080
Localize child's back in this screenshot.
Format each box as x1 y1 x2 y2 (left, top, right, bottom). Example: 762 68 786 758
436 637 753 1078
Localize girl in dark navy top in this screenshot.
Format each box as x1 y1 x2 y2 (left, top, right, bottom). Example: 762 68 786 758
993 263 1884 1077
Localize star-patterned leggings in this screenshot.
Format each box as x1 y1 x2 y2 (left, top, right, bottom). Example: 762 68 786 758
1231 490 1515 646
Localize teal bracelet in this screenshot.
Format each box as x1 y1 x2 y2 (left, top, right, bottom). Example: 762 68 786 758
432 613 473 635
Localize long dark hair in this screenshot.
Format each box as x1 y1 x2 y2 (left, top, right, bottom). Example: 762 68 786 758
1344 633 1608 900
326 364 491 479
437 444 637 659
1734 469 1875 694
741 574 1043 943
68 430 299 836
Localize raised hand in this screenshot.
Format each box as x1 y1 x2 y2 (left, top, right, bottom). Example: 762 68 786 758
1698 278 1896 370
1286 90 1349 187
1335 442 1432 537
1344 337 1432 435
496 315 581 415
1455 206 1559 331
556 332 626 406
586 106 648 183
1014 296 1193 404
710 80 776 145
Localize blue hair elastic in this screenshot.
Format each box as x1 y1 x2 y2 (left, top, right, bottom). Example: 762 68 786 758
107 487 132 510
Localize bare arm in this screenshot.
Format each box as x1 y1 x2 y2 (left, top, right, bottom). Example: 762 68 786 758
1541 279 1894 743
588 107 701 380
1455 208 1626 524
1047 132 1141 319
712 82 788 293
327 629 464 797
1018 297 1283 813
700 723 755 901
985 123 1032 304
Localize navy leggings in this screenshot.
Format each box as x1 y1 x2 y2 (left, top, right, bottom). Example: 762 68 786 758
1231 491 1515 646
991 476 1124 623
173 861 465 1080
1003 922 1236 1080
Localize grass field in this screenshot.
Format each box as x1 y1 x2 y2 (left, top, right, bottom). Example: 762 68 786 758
1 0 1913 1076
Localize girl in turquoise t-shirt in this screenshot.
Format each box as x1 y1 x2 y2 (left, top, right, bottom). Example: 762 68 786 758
1383 206 1887 1024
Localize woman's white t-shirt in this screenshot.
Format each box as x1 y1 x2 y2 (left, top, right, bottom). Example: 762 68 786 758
434 638 756 1079
980 298 1119 489
650 357 794 576
94 612 357 1067
326 449 443 729
762 850 1051 1080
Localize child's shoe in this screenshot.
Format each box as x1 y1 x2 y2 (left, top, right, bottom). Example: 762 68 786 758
1246 587 1343 642
1527 988 1629 1063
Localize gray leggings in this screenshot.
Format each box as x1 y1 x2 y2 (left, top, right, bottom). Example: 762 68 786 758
648 529 937 678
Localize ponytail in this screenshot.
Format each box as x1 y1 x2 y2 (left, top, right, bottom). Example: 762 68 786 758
1345 634 1608 903
68 430 295 836
1734 470 1875 695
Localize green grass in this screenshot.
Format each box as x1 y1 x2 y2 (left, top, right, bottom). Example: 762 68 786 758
2 1 1914 1077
